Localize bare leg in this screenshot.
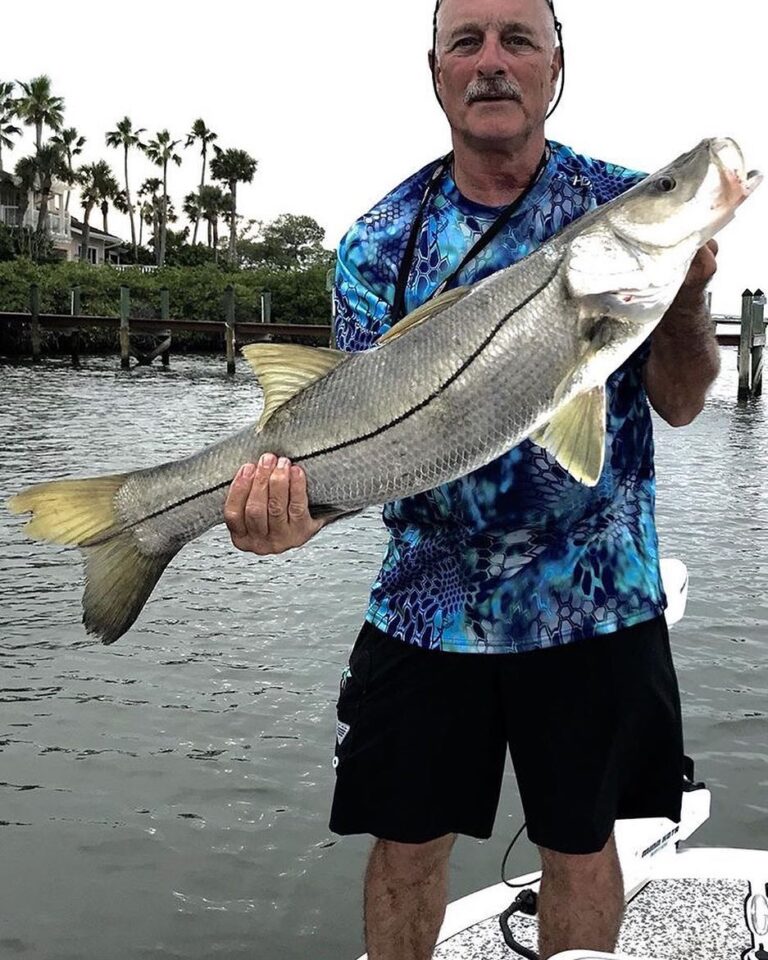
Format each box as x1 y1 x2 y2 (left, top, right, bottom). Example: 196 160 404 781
537 832 624 959
364 834 456 960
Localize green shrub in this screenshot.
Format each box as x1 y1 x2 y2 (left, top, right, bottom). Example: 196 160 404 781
0 260 333 355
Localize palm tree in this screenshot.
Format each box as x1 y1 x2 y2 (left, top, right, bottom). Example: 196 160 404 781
185 119 217 245
0 81 21 173
210 147 258 264
138 199 154 249
31 142 69 242
197 184 227 258
102 188 128 235
138 177 162 256
13 154 37 254
14 75 65 151
105 117 145 259
183 191 201 234
50 126 86 211
77 160 119 262
142 130 182 267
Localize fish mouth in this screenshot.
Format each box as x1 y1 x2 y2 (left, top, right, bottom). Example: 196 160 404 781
711 138 763 199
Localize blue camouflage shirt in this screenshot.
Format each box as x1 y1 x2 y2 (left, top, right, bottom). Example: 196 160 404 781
333 140 666 653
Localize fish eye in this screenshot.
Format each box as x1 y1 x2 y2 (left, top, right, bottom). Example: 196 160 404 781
655 176 677 193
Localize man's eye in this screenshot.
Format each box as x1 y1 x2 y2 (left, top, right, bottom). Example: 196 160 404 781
506 35 533 47
453 37 479 49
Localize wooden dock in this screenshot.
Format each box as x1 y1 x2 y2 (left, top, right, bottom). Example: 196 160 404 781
712 288 765 399
1 283 765 396
1 283 331 374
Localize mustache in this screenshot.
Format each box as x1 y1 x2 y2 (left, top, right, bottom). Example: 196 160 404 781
464 77 523 104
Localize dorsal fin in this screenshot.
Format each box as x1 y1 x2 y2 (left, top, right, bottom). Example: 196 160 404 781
377 285 471 346
241 343 348 429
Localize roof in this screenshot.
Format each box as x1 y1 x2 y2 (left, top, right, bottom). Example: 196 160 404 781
69 217 125 244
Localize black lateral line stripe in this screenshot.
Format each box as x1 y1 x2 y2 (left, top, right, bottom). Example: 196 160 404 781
299 261 559 463
87 261 558 543
83 479 233 545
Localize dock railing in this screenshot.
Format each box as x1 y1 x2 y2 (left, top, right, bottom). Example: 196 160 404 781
0 282 332 373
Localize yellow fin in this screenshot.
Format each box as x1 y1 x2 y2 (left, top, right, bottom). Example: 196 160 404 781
531 386 607 487
377 285 471 346
82 535 177 644
7 475 126 545
241 343 348 429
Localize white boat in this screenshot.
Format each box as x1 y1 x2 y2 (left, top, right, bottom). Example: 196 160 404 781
356 560 768 960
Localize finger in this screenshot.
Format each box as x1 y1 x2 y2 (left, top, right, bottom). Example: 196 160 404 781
264 457 292 535
223 463 256 540
243 454 276 541
706 238 719 257
287 465 312 524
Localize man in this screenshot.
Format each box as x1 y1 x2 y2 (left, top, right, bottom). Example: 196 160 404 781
223 0 721 957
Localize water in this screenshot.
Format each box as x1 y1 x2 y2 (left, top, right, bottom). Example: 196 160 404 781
0 352 766 960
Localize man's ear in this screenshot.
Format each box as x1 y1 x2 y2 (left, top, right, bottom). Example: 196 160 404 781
428 48 442 103
549 46 562 98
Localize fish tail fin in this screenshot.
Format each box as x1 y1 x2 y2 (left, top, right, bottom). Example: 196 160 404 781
7 475 127 545
82 536 177 644
7 475 177 644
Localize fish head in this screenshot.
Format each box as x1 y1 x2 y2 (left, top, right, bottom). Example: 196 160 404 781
608 137 761 255
566 138 761 323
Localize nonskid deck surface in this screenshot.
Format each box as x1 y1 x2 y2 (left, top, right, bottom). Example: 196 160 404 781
433 876 749 959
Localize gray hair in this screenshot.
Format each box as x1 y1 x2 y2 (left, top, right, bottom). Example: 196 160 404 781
434 0 559 52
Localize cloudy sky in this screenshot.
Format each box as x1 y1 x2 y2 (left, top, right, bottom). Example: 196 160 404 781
4 0 764 313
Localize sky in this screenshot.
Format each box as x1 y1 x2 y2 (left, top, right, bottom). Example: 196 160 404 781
3 0 765 313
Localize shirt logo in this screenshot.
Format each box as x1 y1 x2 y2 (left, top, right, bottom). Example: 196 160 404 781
336 721 351 745
571 174 592 189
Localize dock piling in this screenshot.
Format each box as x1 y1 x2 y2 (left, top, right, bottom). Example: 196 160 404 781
120 286 131 370
30 283 41 364
738 289 753 400
260 290 272 324
160 287 171 367
70 286 81 368
225 285 236 375
751 289 765 398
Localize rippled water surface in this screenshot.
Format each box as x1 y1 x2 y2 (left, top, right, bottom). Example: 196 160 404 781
1 352 766 960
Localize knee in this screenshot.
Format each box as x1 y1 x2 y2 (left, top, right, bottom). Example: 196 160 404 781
539 833 619 885
371 834 456 882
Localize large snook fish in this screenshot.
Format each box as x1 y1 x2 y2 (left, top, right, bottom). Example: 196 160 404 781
8 138 761 644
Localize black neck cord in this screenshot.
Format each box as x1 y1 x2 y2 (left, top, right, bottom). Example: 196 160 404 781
391 144 550 324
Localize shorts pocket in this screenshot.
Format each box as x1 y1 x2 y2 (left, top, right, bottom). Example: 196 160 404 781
334 627 373 763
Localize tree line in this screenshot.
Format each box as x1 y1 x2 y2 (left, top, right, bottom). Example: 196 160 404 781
0 76 331 270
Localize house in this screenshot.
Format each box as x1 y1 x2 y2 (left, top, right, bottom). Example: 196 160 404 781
0 170 126 264
68 218 128 265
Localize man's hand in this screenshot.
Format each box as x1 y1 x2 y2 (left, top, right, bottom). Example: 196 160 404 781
676 239 718 300
224 454 325 555
644 240 721 427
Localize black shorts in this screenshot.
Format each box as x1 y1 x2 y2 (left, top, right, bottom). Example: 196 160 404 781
329 616 683 855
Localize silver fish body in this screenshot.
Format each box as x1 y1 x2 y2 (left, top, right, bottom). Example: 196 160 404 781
8 138 762 642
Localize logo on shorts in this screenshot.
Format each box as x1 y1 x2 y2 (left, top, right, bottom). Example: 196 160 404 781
336 720 351 744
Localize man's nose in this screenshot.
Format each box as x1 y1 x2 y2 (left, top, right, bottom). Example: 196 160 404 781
476 35 507 75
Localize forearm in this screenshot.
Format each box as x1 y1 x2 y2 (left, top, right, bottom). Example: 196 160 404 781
644 291 720 427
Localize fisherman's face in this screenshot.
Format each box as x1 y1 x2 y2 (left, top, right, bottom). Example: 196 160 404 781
432 0 561 148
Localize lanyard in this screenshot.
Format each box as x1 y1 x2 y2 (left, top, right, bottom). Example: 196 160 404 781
391 146 551 324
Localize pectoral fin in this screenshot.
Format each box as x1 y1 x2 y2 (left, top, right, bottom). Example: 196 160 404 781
241 343 348 429
531 386 607 487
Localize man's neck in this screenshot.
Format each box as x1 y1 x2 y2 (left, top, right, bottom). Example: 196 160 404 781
451 132 548 207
